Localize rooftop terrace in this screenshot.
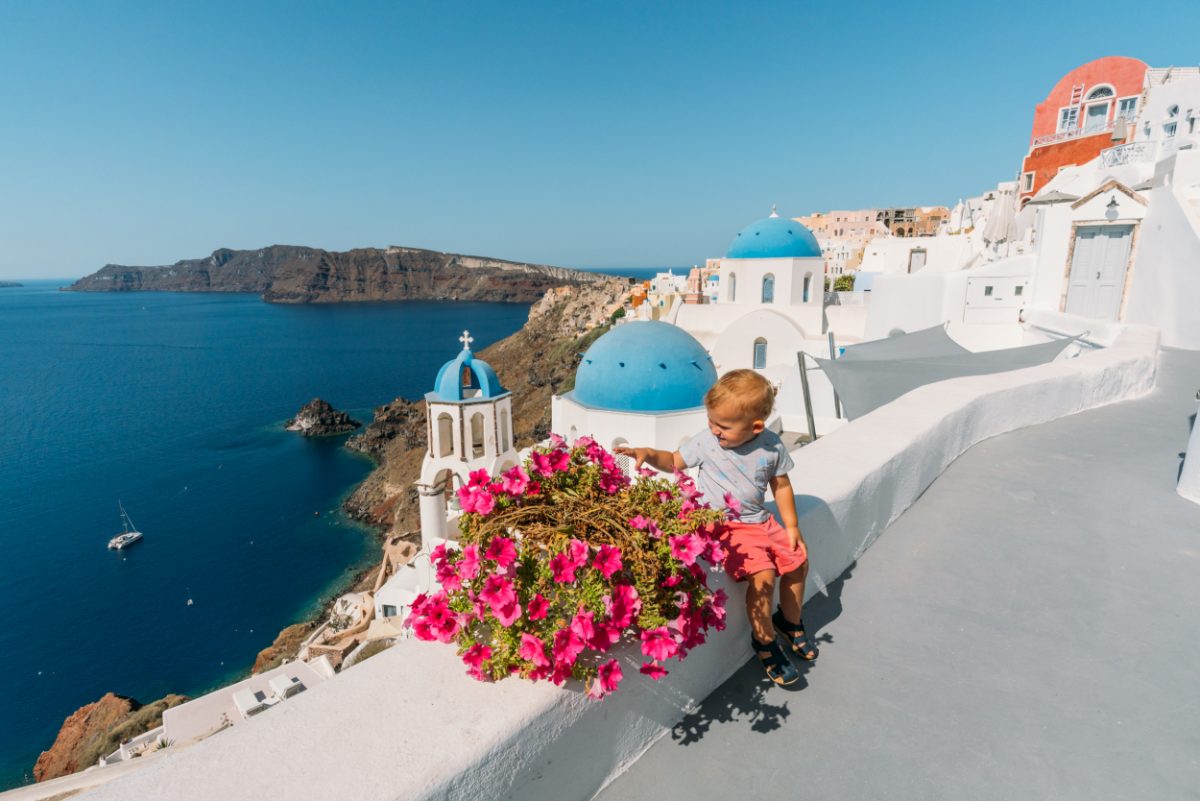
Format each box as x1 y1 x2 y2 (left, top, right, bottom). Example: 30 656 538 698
597 347 1200 801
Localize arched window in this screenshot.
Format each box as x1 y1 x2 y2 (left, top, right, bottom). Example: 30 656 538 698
761 273 775 304
470 412 485 458
499 409 510 452
802 272 813 303
728 272 737 302
437 413 454 458
753 338 767 369
1086 85 1114 100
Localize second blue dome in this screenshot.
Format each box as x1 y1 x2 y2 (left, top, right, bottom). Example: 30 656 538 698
726 215 821 259
572 321 716 413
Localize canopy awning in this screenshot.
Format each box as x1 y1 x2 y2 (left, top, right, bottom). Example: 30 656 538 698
812 327 1080 420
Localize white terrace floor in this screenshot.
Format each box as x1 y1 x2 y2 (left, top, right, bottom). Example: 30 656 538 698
598 347 1200 801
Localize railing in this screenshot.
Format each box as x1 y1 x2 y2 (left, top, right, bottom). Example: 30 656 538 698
1032 121 1114 148
1100 140 1155 167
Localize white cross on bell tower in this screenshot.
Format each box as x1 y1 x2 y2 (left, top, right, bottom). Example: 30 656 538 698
459 330 474 350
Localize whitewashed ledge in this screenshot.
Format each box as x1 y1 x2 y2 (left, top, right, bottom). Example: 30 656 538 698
73 324 1159 801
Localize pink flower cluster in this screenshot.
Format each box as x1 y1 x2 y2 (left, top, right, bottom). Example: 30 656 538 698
406 437 728 700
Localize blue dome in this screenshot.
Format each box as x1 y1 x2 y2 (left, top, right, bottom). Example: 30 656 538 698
572 321 716 413
726 215 821 259
431 345 507 402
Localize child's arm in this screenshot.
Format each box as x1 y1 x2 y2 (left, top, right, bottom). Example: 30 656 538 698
614 446 685 473
769 473 806 552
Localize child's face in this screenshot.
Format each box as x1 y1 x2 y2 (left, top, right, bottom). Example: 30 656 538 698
706 400 764 449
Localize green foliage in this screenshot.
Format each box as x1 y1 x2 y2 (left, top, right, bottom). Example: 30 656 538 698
833 274 855 292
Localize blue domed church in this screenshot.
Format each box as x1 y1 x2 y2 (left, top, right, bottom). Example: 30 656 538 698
551 321 718 464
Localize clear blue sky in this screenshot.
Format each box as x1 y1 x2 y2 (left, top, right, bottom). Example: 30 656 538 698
1 0 1198 279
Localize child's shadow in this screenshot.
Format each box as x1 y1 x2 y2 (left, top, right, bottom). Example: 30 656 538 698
669 563 855 746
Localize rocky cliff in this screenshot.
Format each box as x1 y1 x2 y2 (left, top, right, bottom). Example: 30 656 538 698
33 692 188 782
66 246 607 304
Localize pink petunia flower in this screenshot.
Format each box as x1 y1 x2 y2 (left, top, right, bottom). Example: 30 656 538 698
526 593 549 620
661 574 682 588
593 544 622 578
550 552 579 584
722 492 743 519
468 469 492 487
590 622 622 652
629 515 652 530
434 556 462 593
548 448 571 473
574 435 596 450
500 465 530 497
530 450 554 477
636 465 657 477
640 626 680 661
569 610 596 644
640 661 669 680
493 600 522 627
587 659 623 700
548 433 566 449
567 539 590 569
669 534 704 566
479 574 517 612
485 536 518 568
518 633 550 667
462 644 492 681
603 583 641 629
458 544 482 581
552 627 586 667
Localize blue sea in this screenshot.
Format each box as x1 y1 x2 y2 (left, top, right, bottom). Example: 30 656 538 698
0 281 546 790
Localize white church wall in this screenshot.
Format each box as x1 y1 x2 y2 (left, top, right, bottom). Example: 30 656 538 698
1123 150 1200 348
709 309 810 373
78 327 1160 801
859 234 975 275
863 272 969 340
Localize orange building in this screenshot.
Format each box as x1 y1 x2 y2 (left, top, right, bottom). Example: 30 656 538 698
1019 56 1148 202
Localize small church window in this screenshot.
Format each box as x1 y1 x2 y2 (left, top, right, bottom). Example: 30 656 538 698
753 338 767 369
729 273 737 302
761 273 775 304
802 273 813 303
984 285 994 296
436 413 454 458
470 412 485 458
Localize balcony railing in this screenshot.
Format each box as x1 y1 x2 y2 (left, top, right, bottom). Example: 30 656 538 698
1100 141 1155 168
1032 121 1114 148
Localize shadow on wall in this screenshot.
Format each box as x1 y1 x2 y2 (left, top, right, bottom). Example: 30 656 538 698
668 560 858 747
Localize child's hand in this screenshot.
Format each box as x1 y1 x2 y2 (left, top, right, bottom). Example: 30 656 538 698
786 525 805 553
614 446 652 470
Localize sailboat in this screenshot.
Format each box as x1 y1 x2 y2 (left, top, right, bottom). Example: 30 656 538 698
107 502 144 550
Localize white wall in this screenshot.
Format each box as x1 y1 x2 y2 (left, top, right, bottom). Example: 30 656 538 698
858 234 976 275
1123 150 1200 348
863 272 969 340
74 326 1160 801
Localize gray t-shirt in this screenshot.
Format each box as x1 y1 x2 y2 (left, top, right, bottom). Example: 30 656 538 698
678 429 795 523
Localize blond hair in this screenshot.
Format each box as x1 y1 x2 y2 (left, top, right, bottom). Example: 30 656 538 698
704 369 775 421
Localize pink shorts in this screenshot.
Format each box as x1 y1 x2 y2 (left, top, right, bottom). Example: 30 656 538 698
720 516 807 582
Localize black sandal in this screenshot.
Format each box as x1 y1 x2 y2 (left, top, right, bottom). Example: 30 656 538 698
773 607 819 661
752 636 799 686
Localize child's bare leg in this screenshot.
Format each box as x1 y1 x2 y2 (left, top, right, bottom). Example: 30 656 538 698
778 560 808 624
745 569 777 642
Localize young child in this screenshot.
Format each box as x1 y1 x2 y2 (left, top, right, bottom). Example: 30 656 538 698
616 369 817 686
